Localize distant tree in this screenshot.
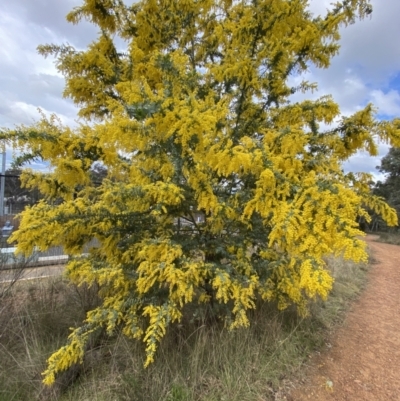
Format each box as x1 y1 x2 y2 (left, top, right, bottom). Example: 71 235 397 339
3 169 42 214
1 0 399 386
4 168 24 199
373 147 400 229
89 163 108 187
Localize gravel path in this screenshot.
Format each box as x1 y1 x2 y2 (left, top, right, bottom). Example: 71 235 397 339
289 235 400 400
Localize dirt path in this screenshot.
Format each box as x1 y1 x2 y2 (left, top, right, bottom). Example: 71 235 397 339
289 235 400 400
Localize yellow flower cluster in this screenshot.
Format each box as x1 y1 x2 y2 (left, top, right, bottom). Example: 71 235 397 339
2 0 399 385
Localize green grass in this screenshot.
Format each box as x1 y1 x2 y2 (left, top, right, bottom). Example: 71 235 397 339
0 251 371 401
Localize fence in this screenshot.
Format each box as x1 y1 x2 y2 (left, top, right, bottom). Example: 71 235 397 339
0 173 100 269
0 231 100 270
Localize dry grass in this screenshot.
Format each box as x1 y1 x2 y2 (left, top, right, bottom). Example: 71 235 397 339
376 232 400 246
0 251 371 401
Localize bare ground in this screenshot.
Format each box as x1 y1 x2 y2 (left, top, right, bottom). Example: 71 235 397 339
289 235 400 400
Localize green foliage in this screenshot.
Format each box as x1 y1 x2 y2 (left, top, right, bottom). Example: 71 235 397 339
1 0 399 384
374 147 400 219
361 147 400 232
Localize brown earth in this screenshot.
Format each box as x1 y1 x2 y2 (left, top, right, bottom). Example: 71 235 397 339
289 235 400 401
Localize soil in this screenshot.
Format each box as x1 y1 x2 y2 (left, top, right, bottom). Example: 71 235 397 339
288 235 400 401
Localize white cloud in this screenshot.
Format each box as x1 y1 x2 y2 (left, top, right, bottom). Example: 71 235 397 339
307 0 332 16
290 0 400 179
370 90 400 117
0 0 98 131
6 101 76 128
308 0 400 85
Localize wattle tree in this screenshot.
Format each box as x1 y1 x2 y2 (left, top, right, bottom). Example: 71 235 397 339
1 0 399 385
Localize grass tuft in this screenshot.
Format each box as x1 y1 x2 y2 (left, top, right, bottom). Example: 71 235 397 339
376 232 400 246
0 251 371 401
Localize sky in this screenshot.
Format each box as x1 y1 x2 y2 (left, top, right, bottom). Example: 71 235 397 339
1 0 400 181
